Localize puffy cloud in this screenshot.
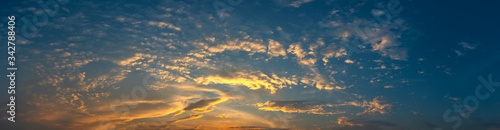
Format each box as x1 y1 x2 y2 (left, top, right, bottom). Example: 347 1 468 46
455 50 464 56
300 71 344 90
62 52 72 57
215 114 229 118
298 58 317 66
345 59 355 64
287 42 325 66
368 35 408 60
320 44 348 65
455 42 479 57
319 5 409 61
267 39 287 57
371 36 396 51
287 42 307 59
289 0 313 8
307 38 326 56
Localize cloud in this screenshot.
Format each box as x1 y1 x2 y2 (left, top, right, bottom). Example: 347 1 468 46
345 59 355 64
335 116 402 130
174 97 229 117
287 42 321 66
207 39 267 55
195 69 298 94
130 106 288 129
455 42 479 56
412 110 423 115
298 58 317 66
287 42 307 59
273 0 314 8
299 71 344 90
268 39 287 58
147 21 181 31
256 97 392 117
320 43 348 65
459 42 479 50
115 53 156 66
169 114 203 123
285 42 345 91
344 97 393 116
384 85 394 88
215 114 229 118
455 50 464 56
369 36 408 60
371 9 386 16
183 98 226 111
319 6 409 61
256 100 342 115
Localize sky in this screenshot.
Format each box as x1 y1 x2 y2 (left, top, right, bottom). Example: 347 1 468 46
1 0 500 130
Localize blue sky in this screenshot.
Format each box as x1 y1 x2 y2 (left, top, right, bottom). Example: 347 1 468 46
1 0 500 129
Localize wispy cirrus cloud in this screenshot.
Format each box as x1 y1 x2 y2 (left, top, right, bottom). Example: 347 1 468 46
256 100 343 115
257 96 393 117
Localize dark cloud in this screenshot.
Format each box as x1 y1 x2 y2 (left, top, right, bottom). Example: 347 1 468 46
183 98 221 111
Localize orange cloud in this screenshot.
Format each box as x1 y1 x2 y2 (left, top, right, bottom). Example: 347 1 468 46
170 114 203 123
